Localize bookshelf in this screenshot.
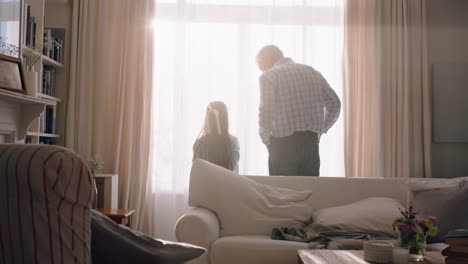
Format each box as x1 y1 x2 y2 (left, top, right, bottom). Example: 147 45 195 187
21 0 71 145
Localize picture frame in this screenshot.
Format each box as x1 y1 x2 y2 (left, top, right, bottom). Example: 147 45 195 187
0 54 27 94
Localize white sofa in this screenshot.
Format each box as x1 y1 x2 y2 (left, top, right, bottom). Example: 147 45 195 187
175 160 457 264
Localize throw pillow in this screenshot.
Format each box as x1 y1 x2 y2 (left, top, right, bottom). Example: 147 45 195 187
406 177 468 206
412 184 468 243
91 210 206 264
189 159 314 236
311 197 404 237
406 177 468 193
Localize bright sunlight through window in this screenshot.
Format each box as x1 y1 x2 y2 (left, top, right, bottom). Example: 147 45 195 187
151 0 344 192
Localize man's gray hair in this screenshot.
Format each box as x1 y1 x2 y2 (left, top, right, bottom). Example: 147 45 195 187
256 45 284 64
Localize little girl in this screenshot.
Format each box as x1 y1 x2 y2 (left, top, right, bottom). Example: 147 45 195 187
193 101 240 172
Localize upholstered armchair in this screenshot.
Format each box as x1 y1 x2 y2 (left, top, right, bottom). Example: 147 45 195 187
0 144 93 263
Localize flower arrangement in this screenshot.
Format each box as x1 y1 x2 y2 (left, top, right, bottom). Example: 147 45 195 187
392 202 439 260
22 45 43 72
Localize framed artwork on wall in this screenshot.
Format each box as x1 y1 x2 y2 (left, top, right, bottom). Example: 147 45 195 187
0 54 26 94
0 0 22 58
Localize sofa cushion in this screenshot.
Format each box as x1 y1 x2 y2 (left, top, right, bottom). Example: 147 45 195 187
189 159 313 236
413 184 468 243
210 235 307 264
311 197 403 237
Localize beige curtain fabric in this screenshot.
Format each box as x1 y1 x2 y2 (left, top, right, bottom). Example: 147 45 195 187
344 0 431 178
67 0 155 233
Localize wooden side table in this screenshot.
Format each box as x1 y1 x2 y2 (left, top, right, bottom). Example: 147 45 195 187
97 208 135 227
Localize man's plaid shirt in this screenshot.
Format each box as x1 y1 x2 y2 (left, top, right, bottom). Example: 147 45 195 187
259 58 341 145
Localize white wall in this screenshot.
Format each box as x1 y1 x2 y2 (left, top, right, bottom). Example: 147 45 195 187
427 0 468 178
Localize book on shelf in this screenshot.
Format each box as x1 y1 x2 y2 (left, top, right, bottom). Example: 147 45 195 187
445 229 468 245
24 4 30 46
446 257 468 264
24 4 37 48
39 105 57 134
443 247 468 259
447 246 468 254
39 138 56 145
41 66 56 97
43 28 65 64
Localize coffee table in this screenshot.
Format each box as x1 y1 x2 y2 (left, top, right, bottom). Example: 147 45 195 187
297 250 445 264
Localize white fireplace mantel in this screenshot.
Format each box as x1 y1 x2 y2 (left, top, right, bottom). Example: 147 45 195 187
0 89 55 143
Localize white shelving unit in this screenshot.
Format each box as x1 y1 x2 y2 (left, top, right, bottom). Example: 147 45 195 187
0 89 55 143
22 0 71 145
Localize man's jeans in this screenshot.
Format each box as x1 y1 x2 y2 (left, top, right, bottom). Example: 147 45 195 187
268 131 320 176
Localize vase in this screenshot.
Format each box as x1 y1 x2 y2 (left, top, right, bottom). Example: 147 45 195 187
408 234 426 262
397 231 426 262
23 71 38 97
92 178 98 209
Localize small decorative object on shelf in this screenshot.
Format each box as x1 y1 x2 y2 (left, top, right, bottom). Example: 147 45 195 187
22 46 43 96
392 202 439 262
0 54 26 94
89 154 104 209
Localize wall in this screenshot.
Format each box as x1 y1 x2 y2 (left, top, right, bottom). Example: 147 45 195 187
427 0 468 178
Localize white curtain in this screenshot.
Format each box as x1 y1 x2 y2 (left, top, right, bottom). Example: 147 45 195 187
343 0 431 178
151 0 344 239
67 0 156 233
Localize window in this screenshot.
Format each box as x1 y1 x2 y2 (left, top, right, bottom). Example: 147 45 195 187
151 0 344 192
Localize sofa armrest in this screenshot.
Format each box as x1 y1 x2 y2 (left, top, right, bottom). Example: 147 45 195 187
175 207 220 249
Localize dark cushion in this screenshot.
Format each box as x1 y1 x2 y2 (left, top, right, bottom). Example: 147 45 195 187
91 210 206 264
412 183 468 243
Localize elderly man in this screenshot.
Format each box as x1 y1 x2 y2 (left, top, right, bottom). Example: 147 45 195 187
256 45 341 176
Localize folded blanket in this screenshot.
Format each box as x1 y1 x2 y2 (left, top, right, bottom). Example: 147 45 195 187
271 219 393 249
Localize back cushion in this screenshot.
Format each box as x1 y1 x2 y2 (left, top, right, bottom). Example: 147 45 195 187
413 184 468 243
0 144 93 264
189 159 314 236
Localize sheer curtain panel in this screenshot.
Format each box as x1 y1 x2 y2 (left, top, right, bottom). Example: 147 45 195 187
151 0 344 240
67 0 156 233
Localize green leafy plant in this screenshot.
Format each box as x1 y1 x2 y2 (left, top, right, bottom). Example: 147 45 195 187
88 154 104 177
